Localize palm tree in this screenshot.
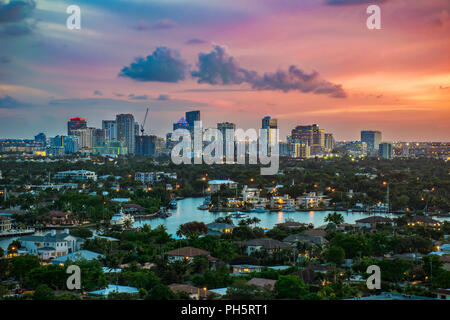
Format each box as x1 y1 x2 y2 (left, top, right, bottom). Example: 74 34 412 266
324 212 344 225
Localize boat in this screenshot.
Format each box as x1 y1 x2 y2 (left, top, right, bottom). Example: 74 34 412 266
229 212 248 219
250 206 269 213
110 209 135 226
169 199 177 209
159 207 172 218
281 205 296 212
197 204 209 210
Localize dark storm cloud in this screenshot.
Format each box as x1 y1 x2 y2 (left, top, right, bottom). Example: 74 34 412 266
191 46 347 98
0 20 33 37
0 0 35 24
119 47 187 83
93 90 103 96
326 0 386 5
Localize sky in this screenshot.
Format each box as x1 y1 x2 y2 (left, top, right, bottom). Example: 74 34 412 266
0 0 449 142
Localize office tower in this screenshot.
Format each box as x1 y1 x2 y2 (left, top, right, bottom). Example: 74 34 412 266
291 124 325 155
135 135 165 157
173 117 189 131
92 128 106 147
345 141 367 158
324 133 335 152
67 117 87 135
116 114 136 154
34 133 46 146
218 122 236 157
134 122 140 137
293 142 310 159
379 142 393 159
102 120 117 140
72 127 96 150
48 135 79 155
361 130 382 153
186 110 200 131
261 116 278 154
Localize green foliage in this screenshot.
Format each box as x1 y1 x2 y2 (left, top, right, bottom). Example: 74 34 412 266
274 275 309 299
33 284 55 300
191 266 232 289
11 255 40 284
326 246 345 265
69 228 93 238
225 279 274 300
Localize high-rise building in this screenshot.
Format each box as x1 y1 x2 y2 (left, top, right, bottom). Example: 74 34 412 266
379 142 393 159
345 141 367 158
73 127 97 151
48 135 79 155
116 114 136 154
324 133 335 152
218 122 236 156
291 124 324 155
102 120 117 140
136 135 165 157
293 142 310 159
261 116 278 154
186 110 200 131
67 117 87 135
34 133 47 146
173 117 189 131
361 130 382 153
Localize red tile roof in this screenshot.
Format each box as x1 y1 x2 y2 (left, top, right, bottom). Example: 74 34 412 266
166 246 211 257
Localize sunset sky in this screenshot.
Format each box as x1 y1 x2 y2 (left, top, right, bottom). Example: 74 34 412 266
0 0 449 141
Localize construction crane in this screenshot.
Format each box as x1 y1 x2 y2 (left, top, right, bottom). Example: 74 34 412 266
140 107 149 136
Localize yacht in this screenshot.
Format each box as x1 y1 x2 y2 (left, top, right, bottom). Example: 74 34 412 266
250 206 269 213
169 199 177 209
110 209 135 226
282 205 296 212
198 204 209 210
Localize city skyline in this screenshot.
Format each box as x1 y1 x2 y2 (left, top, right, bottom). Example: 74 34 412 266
0 0 449 141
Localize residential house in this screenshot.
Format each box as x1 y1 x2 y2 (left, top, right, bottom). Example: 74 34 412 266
168 284 217 300
435 289 450 300
231 264 263 274
48 210 78 225
166 246 218 264
355 216 393 229
247 278 276 291
296 192 330 208
19 230 84 259
52 250 104 266
207 180 238 193
244 238 291 255
206 222 235 235
123 204 147 215
0 216 12 232
407 216 441 228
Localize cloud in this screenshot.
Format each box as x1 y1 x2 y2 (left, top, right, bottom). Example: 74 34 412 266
326 0 386 5
191 45 347 98
0 56 11 63
0 0 35 24
157 94 170 101
114 93 124 97
0 20 34 37
185 38 207 45
0 95 29 109
128 94 149 100
191 45 252 85
152 19 177 29
119 47 187 82
93 90 103 96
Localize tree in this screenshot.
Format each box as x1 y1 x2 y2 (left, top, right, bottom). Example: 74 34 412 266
176 221 208 238
0 247 4 258
33 284 55 300
326 246 345 266
225 279 273 300
274 275 309 299
324 212 344 225
11 255 40 285
145 283 174 300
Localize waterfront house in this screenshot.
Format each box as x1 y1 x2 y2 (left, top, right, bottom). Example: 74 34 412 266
355 216 393 229
283 233 327 247
19 230 84 258
0 216 12 232
296 192 330 208
435 289 450 300
207 180 238 193
48 210 78 225
244 238 291 255
123 204 147 215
